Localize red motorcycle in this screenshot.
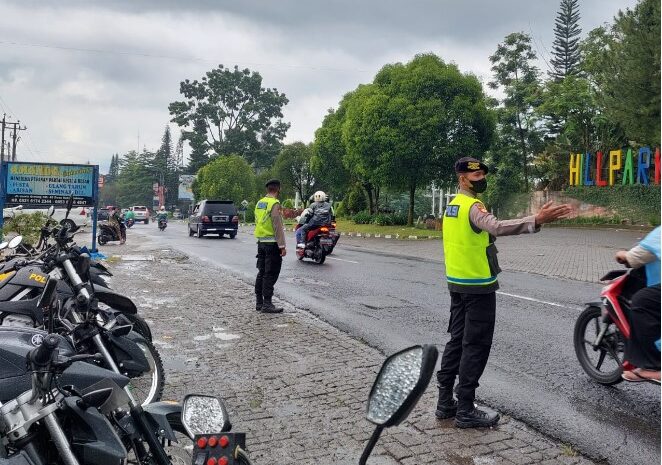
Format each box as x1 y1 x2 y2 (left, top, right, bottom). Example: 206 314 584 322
574 267 649 385
295 224 334 264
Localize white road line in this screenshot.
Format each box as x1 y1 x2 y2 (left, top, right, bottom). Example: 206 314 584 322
496 291 580 310
326 256 360 264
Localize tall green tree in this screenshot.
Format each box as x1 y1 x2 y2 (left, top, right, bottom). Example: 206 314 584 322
489 32 543 191
169 65 290 170
116 150 157 207
193 154 256 204
272 142 316 203
581 0 660 146
344 54 495 225
311 106 352 198
549 0 582 81
186 118 211 174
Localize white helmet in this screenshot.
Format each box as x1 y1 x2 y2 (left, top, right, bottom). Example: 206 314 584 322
160 206 165 211
313 191 326 202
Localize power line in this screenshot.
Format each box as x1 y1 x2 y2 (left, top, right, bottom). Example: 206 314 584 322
0 39 373 74
0 94 44 162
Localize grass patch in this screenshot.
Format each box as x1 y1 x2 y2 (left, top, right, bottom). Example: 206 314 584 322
560 444 579 457
335 219 442 238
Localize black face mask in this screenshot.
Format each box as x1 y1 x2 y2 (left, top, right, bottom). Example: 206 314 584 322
469 178 488 193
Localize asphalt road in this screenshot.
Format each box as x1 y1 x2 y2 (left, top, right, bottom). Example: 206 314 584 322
125 222 660 465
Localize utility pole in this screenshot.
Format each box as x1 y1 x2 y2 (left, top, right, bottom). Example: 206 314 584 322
0 117 26 162
1 114 5 162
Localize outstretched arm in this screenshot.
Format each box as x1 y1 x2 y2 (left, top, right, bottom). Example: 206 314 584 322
469 201 572 237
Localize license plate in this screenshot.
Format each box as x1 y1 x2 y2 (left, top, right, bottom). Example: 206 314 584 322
212 216 228 222
320 238 333 245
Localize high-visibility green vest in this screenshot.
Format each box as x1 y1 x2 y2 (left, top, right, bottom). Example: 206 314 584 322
442 193 497 290
254 196 280 242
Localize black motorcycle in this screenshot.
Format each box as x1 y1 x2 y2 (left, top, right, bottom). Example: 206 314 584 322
0 280 231 465
158 218 167 232
98 221 126 245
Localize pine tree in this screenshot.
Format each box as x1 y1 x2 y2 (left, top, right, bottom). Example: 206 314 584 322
186 118 210 174
549 0 582 80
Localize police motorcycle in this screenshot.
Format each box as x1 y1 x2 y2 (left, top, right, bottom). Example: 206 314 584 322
187 345 438 465
0 199 164 407
0 280 234 465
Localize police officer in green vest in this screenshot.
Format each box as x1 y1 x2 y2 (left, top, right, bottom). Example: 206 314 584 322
254 179 287 314
436 157 572 428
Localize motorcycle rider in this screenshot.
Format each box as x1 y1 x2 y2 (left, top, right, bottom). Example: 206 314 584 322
125 207 135 225
296 191 332 248
156 206 168 227
615 226 661 382
109 207 125 244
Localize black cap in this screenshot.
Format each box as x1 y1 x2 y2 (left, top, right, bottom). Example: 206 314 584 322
454 157 489 174
265 179 281 188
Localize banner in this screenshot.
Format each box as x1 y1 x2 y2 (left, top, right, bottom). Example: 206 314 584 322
178 175 196 200
4 162 97 207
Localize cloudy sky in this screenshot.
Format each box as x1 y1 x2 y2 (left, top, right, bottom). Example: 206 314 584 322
0 0 637 172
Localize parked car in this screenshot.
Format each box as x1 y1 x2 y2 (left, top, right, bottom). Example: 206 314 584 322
96 207 111 221
3 206 90 229
188 200 239 238
132 205 149 224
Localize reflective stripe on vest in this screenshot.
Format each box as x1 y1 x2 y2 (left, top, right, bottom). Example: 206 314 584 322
442 193 496 287
254 196 280 241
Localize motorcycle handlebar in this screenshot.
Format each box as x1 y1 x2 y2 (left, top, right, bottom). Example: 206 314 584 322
30 334 60 367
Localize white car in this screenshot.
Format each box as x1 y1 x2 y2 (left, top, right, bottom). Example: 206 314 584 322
132 206 150 224
2 206 90 229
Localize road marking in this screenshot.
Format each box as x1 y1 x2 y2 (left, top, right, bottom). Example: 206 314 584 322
496 291 580 310
326 256 359 264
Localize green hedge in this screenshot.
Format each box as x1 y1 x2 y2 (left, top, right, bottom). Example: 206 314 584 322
352 212 408 225
564 185 660 225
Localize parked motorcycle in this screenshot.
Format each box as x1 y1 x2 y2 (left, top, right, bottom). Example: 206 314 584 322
574 267 649 385
98 221 126 245
295 224 334 264
0 202 163 406
0 280 231 465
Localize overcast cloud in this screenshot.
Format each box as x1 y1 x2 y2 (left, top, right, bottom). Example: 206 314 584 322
0 0 637 172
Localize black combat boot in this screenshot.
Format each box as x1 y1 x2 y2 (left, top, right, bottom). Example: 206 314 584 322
256 296 263 312
454 406 500 428
435 386 457 419
261 298 283 314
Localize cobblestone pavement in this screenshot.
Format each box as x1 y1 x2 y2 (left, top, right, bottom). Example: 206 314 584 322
107 240 597 465
335 227 648 283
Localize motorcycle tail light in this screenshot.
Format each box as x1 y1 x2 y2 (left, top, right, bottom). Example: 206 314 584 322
331 222 336 228
320 227 329 232
197 437 208 448
232 216 239 223
208 436 218 447
202 216 211 223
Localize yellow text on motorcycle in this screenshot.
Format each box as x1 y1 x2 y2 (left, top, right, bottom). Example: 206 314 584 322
0 271 14 282
29 273 47 284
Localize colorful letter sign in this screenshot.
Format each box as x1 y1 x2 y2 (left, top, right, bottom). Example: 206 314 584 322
569 146 660 187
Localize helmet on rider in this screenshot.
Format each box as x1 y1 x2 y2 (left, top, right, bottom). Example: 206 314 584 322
313 191 326 202
159 206 165 211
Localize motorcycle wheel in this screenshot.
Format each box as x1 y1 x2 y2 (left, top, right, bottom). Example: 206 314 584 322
574 305 624 385
126 314 153 341
126 338 166 405
98 235 108 245
313 249 326 265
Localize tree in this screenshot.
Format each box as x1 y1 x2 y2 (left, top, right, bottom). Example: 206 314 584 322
272 142 316 203
549 0 582 81
581 0 660 146
116 150 157 207
344 54 495 225
489 33 543 191
311 106 352 198
106 154 120 183
169 65 290 170
193 155 256 204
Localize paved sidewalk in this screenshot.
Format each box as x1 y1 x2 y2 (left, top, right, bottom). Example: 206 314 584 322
109 241 596 465
332 227 647 283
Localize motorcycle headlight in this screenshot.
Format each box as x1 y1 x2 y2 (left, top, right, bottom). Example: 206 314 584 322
181 395 230 437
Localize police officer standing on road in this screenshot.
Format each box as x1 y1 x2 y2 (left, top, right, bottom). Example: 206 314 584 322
436 157 572 428
254 179 287 314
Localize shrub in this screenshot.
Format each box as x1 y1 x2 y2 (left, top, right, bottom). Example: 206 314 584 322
390 213 408 225
3 212 49 245
564 185 660 225
353 211 373 224
372 213 393 226
333 201 347 218
344 184 367 214
282 198 294 209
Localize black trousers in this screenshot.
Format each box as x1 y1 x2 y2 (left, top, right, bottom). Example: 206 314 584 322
437 291 496 411
255 242 283 303
625 284 661 370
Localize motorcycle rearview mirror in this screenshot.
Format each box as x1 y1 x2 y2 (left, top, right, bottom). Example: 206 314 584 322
181 395 231 438
8 235 23 249
0 241 8 251
65 193 74 219
15 205 23 211
47 205 55 218
359 345 438 465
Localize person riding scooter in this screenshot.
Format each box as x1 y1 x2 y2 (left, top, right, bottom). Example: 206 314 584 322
109 207 125 244
615 226 661 383
156 206 168 229
296 191 332 248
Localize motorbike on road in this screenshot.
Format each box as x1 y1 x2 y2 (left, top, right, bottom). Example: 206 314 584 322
295 223 335 264
98 221 126 245
573 267 653 385
158 218 167 232
125 217 135 228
